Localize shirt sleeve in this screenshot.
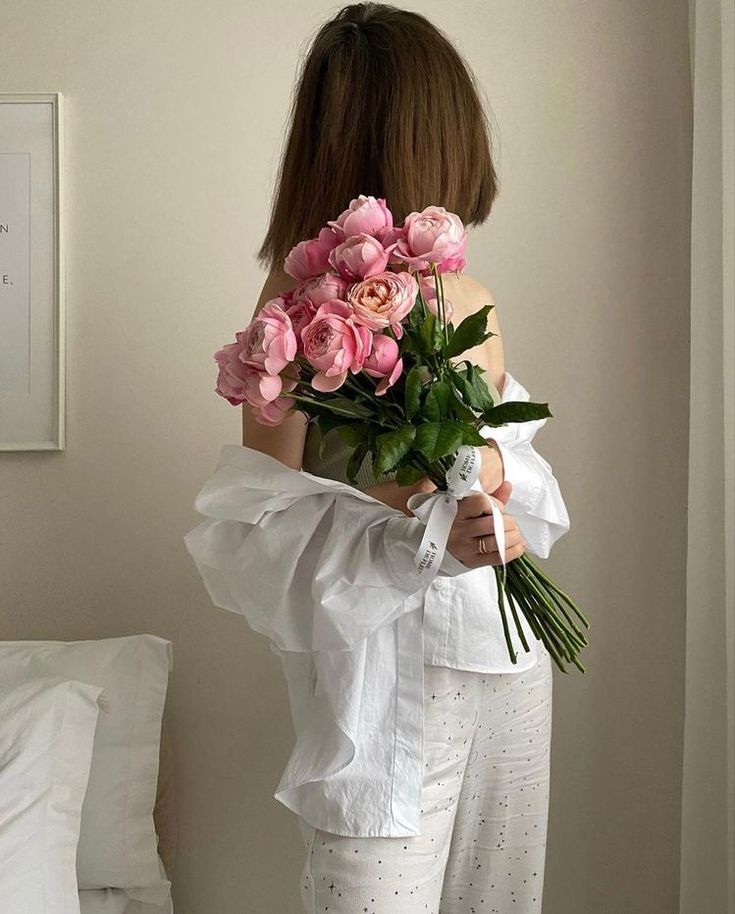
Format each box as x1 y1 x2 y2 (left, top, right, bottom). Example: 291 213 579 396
183 454 473 655
482 371 571 559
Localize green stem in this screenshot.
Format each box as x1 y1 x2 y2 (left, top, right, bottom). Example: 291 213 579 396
510 581 571 672
432 263 450 348
495 575 518 665
519 554 591 629
505 585 531 654
511 561 587 649
515 558 589 645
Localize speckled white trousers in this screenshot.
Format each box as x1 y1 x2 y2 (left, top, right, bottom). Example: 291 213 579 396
298 642 553 914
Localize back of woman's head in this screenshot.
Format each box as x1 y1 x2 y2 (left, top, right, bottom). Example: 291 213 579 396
257 2 500 273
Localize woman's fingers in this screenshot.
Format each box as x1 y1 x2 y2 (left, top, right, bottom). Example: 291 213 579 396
447 493 528 569
456 492 501 519
460 512 519 539
482 530 528 564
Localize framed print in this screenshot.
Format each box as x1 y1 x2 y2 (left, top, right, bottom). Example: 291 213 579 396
0 93 65 450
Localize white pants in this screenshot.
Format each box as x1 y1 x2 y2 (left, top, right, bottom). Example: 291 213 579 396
298 642 553 913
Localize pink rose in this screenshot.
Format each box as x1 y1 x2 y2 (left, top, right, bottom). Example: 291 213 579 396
419 275 454 322
363 334 404 396
347 271 418 340
291 272 349 308
284 227 340 280
301 299 373 392
393 206 467 273
327 195 394 241
328 233 396 281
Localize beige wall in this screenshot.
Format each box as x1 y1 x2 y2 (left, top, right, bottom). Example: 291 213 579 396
0 2 692 912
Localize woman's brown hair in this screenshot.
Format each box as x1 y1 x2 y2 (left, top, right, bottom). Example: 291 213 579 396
256 2 500 274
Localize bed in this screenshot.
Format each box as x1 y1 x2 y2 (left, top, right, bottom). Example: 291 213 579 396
0 634 176 914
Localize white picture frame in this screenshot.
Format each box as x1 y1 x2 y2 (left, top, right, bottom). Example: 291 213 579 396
0 92 65 451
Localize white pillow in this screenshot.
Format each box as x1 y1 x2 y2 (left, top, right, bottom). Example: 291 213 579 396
0 635 172 892
0 675 103 914
79 879 174 914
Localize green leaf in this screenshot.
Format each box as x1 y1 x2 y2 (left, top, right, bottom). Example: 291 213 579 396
336 422 369 446
424 381 451 422
404 366 423 420
445 363 495 413
396 464 427 486
469 368 497 412
346 440 369 485
322 397 374 418
482 400 553 425
399 332 422 357
414 421 465 460
460 425 490 446
407 295 426 330
374 425 417 475
447 365 475 404
443 305 494 358
420 313 437 350
445 384 477 423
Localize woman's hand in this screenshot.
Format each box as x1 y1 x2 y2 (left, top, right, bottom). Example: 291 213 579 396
446 483 527 570
361 453 525 570
362 475 437 516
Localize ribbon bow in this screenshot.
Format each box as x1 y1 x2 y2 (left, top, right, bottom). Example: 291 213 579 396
405 443 508 586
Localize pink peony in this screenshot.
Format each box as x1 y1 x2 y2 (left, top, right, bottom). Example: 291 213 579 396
214 298 297 407
328 233 396 281
238 298 298 376
214 341 254 405
347 271 418 340
393 206 467 273
363 334 404 396
327 195 394 241
284 298 318 346
284 227 340 280
214 346 281 408
251 368 300 426
419 275 454 322
300 299 374 392
291 272 349 308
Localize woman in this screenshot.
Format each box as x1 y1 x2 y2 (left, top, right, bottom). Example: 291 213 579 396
193 3 571 912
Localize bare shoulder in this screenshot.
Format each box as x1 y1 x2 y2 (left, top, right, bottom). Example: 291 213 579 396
441 271 494 308
441 272 505 391
441 272 500 329
252 267 299 317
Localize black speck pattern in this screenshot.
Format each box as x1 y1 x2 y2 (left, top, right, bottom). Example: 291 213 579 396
297 643 553 913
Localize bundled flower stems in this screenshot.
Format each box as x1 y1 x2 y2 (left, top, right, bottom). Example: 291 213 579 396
214 196 590 673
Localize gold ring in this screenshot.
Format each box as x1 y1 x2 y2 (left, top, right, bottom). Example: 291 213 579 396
477 536 488 555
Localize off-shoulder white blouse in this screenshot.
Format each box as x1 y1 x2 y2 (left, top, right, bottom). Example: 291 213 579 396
183 370 570 837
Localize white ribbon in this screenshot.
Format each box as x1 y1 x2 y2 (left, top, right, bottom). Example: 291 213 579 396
405 444 508 586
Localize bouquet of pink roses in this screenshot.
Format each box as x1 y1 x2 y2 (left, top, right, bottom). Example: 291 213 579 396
214 195 589 673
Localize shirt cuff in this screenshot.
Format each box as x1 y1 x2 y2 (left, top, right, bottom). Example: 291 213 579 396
382 513 474 588
492 440 545 515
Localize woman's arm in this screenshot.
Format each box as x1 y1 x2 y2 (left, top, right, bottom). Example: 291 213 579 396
243 268 444 513
240 270 507 521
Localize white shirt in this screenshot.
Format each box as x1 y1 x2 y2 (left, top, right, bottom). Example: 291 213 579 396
183 370 570 837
